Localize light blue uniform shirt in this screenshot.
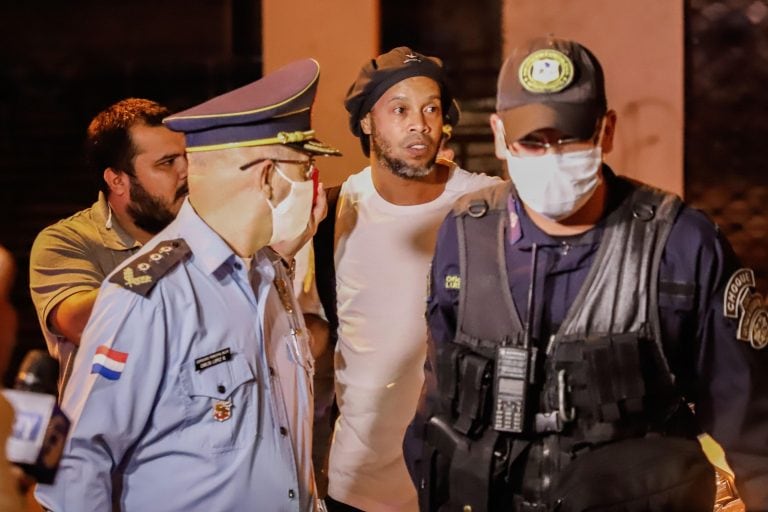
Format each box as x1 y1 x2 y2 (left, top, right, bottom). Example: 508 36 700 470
36 200 317 511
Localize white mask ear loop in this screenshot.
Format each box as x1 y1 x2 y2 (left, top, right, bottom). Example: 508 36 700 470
105 202 114 229
594 117 606 149
273 162 297 184
266 163 290 209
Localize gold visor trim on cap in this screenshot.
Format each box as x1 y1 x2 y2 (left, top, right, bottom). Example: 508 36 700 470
185 130 316 153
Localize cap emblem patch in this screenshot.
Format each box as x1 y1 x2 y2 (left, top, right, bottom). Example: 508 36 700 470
518 49 574 94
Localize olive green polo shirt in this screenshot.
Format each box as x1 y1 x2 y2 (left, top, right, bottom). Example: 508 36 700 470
29 192 141 391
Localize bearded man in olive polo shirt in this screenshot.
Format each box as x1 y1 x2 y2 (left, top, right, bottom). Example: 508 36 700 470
30 98 188 392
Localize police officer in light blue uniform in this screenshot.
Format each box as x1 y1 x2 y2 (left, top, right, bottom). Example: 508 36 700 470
35 58 341 512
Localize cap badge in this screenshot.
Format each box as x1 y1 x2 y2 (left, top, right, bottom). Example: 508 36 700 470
518 49 574 94
404 53 422 64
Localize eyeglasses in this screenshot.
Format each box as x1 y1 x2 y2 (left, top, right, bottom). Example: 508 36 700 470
514 133 600 156
513 120 603 155
239 157 315 181
516 136 591 151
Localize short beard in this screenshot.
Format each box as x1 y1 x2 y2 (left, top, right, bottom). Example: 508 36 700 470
126 175 187 235
370 122 436 181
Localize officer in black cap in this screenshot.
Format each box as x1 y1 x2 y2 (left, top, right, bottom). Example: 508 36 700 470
35 59 339 512
407 36 768 511
308 47 498 512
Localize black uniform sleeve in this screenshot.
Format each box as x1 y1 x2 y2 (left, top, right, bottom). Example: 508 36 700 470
661 207 768 510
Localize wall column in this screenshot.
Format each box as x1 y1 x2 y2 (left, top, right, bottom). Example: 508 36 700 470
262 1 379 185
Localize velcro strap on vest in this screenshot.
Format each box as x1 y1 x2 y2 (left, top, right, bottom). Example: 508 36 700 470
586 334 646 422
454 353 493 437
544 331 686 447
455 196 523 348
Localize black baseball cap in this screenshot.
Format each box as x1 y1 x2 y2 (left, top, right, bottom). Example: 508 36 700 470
496 36 607 143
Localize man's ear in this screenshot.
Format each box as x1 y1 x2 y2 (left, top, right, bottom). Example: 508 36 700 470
256 159 274 200
360 113 372 136
103 168 128 197
600 110 618 155
490 114 508 159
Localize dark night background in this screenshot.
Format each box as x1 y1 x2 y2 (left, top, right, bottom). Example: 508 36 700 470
1 0 766 384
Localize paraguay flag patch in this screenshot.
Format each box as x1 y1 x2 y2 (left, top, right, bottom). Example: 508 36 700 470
91 345 129 380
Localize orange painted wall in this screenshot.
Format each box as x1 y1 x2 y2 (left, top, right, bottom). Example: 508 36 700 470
262 1 379 186
503 0 684 195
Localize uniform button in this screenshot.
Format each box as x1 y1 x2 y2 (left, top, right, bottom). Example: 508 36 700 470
217 384 226 393
233 262 242 270
280 426 288 436
288 489 295 499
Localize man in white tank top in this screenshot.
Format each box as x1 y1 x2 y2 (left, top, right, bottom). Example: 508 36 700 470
314 47 499 512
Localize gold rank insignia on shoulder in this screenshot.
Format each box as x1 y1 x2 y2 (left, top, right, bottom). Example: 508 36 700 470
518 49 574 94
122 267 152 288
445 275 461 290
724 268 768 349
110 238 191 297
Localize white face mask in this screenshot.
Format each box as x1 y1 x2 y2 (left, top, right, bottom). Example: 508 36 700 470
267 164 314 245
493 117 605 221
503 146 603 221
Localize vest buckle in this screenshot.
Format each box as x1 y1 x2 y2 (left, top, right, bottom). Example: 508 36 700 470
557 369 576 424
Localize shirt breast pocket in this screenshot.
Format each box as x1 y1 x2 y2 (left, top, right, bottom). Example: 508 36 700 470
180 352 259 453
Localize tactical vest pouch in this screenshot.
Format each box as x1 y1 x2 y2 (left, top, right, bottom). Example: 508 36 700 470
424 417 524 512
584 334 646 422
549 436 715 511
454 352 493 438
547 333 679 443
421 416 467 512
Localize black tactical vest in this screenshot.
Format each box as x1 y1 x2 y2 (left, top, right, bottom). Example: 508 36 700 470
422 178 715 511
